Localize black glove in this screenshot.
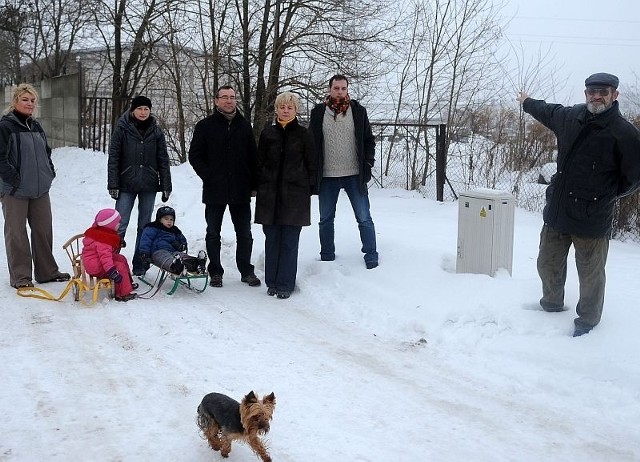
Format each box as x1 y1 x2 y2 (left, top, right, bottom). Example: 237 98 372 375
171 240 186 251
364 165 372 183
107 267 123 284
162 191 171 202
109 189 119 200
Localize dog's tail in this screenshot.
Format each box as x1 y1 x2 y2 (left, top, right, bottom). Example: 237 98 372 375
196 403 212 434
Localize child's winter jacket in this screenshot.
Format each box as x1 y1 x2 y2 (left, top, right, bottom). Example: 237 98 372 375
82 211 123 276
138 221 188 258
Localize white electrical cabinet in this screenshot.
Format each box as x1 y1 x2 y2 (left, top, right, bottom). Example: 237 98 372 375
456 189 515 276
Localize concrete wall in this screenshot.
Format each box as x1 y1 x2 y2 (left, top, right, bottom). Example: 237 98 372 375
3 73 80 149
39 74 81 148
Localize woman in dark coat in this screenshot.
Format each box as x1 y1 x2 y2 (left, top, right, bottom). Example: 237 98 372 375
107 96 172 276
255 92 316 299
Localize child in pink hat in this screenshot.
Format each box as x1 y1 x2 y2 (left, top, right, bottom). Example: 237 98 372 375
81 208 137 301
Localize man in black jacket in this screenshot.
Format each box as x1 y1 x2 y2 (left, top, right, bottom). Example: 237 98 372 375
517 72 640 336
188 86 261 288
309 74 379 269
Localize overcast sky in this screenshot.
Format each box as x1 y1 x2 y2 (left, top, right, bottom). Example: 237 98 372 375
501 0 639 105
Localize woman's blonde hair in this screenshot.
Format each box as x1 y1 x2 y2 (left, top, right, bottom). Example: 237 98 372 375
274 91 299 113
5 83 39 115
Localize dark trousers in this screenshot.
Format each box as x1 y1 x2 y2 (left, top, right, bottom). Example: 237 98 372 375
204 203 254 277
263 224 302 292
537 224 609 329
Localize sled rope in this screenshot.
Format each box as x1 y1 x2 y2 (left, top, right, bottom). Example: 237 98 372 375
136 270 169 299
16 278 108 305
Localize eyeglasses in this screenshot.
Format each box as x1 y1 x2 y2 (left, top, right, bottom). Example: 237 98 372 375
586 87 611 97
216 95 236 100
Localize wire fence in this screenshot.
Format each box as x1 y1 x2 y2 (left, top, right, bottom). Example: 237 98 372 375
369 124 640 242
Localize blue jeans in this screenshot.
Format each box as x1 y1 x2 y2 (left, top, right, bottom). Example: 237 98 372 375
318 175 378 264
115 191 156 272
205 203 254 277
263 224 301 292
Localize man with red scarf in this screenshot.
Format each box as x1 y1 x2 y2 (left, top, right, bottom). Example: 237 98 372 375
309 74 379 269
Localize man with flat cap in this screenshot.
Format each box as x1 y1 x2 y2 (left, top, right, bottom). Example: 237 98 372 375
517 73 640 337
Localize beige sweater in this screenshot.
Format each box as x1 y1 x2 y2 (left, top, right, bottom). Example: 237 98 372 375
322 106 359 178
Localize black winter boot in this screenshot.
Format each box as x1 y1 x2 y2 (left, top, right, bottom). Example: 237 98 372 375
169 255 184 275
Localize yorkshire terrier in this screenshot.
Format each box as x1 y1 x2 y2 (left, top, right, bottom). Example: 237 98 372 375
197 391 276 462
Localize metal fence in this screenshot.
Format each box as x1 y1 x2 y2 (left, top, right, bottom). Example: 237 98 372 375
369 121 447 200
80 96 128 152
440 134 640 242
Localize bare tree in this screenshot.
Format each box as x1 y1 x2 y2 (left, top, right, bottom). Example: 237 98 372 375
197 0 235 113
381 0 504 192
621 72 640 117
232 0 395 137
91 0 180 126
22 0 96 78
383 6 421 177
156 7 188 163
0 1 30 84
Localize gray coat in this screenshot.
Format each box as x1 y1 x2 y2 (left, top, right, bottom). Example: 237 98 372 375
0 112 55 199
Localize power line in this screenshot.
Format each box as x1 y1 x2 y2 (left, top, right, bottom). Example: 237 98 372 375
503 36 640 48
509 33 640 44
512 16 640 25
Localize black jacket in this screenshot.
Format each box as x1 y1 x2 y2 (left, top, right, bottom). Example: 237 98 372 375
188 110 258 205
0 111 55 199
107 112 172 193
523 98 640 238
309 99 376 193
255 118 317 226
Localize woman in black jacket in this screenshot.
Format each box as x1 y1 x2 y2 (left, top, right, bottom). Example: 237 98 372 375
107 96 172 275
0 83 70 288
255 92 316 299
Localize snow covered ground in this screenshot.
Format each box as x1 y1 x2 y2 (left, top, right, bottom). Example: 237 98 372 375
1 147 639 461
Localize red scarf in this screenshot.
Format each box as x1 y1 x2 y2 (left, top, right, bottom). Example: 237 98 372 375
325 95 351 120
84 226 122 251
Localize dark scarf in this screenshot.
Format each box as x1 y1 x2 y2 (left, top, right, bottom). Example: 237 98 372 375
12 109 32 129
84 226 122 250
325 95 351 120
217 107 237 122
130 113 152 136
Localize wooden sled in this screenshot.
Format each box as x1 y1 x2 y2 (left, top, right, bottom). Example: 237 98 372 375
62 233 114 303
17 234 114 305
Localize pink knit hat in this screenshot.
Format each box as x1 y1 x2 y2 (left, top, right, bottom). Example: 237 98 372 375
94 208 121 230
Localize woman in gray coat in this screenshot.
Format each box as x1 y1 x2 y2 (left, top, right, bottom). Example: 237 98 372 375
0 83 70 288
